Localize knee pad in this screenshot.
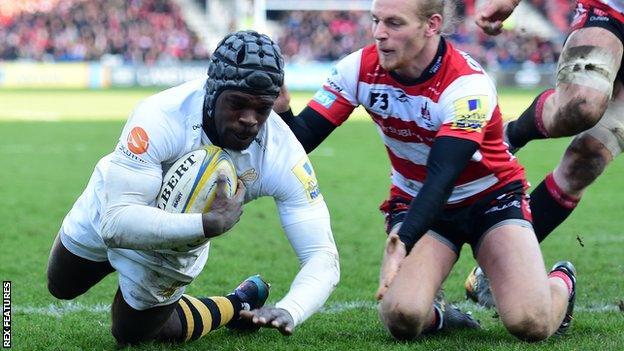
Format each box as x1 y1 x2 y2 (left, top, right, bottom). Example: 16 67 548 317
557 46 618 97
584 99 624 158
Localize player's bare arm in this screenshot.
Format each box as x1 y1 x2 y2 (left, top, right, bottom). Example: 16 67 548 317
476 0 521 35
375 228 406 301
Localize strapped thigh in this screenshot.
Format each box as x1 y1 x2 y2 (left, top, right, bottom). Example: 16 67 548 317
557 45 619 96
583 99 624 157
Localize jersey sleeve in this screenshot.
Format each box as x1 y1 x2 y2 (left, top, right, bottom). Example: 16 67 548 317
436 73 498 145
100 100 206 250
307 50 362 126
260 120 340 326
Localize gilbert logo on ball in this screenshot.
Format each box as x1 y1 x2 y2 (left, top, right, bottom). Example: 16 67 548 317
157 145 237 214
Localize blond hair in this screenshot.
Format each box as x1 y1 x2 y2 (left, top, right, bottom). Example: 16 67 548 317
416 0 457 36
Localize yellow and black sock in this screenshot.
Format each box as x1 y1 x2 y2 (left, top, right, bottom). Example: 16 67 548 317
174 294 241 342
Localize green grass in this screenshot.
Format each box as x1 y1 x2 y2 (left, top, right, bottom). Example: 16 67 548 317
1 88 623 350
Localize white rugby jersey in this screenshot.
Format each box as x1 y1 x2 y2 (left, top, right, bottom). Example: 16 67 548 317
62 78 339 324
308 38 525 206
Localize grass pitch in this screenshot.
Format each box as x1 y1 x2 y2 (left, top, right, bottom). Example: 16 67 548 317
0 88 623 350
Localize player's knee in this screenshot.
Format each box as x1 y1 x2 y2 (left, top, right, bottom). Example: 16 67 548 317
502 306 551 342
379 300 427 340
47 270 80 300
561 135 610 192
555 92 608 136
111 323 146 346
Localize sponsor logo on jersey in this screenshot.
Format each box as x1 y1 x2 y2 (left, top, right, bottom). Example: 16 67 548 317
127 126 149 154
369 90 389 112
192 123 202 130
312 89 337 109
451 95 489 132
292 157 322 203
392 88 411 103
326 79 344 92
429 55 443 74
366 65 387 78
420 101 434 128
239 168 258 183
118 144 148 163
571 3 588 27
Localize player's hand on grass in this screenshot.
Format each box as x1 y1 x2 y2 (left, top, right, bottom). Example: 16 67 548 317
202 175 246 238
273 85 292 114
375 231 407 301
475 0 520 35
240 306 295 335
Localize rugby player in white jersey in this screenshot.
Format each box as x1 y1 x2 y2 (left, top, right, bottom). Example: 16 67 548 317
46 31 340 345
274 0 577 341
464 0 624 310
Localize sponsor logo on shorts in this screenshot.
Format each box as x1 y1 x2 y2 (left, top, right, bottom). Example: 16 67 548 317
127 126 149 154
451 95 489 132
484 200 521 214
292 157 322 203
313 89 337 109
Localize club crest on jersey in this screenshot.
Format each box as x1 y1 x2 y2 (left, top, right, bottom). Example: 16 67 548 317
127 126 149 154
292 157 322 203
312 89 337 109
451 95 489 132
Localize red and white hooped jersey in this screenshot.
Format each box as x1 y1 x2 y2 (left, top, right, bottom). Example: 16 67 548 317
577 0 624 22
307 38 525 206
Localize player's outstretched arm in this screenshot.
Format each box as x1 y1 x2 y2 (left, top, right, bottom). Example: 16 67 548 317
476 0 521 35
240 307 295 335
202 176 246 238
376 229 407 301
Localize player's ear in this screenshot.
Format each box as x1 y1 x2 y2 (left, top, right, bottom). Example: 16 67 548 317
426 13 443 36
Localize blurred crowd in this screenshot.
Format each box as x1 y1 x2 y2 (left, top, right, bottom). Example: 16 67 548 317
0 0 575 69
274 6 568 69
0 0 209 64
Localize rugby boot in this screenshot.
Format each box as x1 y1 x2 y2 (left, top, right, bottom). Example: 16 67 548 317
226 274 270 331
550 261 577 336
430 293 481 332
464 266 496 308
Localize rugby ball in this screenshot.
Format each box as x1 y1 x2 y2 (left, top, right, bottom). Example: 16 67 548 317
156 145 237 214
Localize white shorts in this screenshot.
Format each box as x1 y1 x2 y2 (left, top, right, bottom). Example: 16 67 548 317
59 155 211 310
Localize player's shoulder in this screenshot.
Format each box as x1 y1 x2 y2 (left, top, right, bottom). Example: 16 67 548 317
438 43 495 98
443 41 487 78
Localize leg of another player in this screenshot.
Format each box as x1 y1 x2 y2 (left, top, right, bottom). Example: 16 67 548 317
476 224 571 341
47 234 115 299
506 27 622 149
531 84 624 242
378 233 457 340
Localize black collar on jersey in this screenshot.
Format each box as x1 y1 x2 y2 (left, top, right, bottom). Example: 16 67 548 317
389 36 447 86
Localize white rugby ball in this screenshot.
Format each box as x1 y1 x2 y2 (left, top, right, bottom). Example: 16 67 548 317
156 145 237 214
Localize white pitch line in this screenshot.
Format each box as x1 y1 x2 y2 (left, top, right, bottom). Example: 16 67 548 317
13 300 622 317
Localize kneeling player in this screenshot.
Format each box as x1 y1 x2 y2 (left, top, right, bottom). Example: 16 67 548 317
46 31 340 345
275 0 576 341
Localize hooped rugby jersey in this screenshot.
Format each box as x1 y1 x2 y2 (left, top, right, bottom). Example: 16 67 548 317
575 0 624 23
308 38 525 206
